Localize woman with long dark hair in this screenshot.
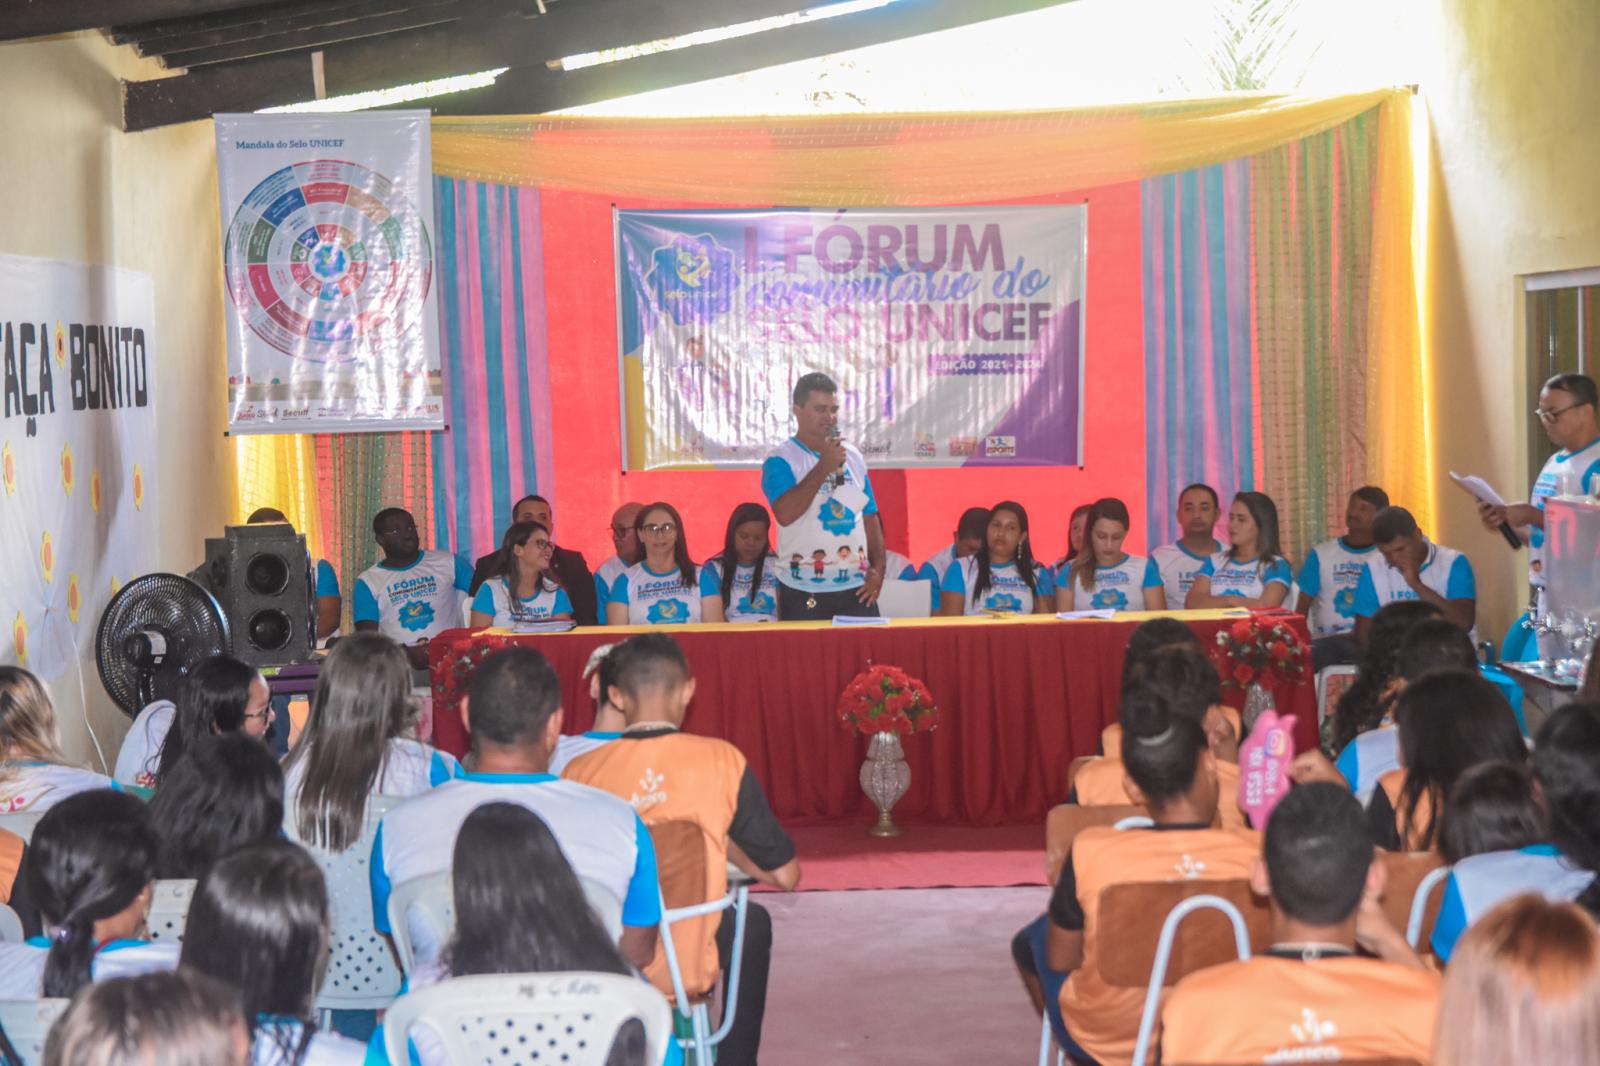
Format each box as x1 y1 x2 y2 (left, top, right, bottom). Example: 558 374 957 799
180 841 366 1065
1185 491 1292 608
701 503 780 623
282 633 458 853
1532 702 1600 919
938 501 1054 616
467 521 573 628
0 667 115 812
1322 600 1442 759
152 656 271 785
1060 497 1165 612
0 790 172 998
147 734 284 880
1052 503 1093 571
605 502 701 626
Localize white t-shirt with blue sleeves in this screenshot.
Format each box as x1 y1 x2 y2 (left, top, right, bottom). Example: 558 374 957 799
1334 726 1401 806
0 938 178 998
608 562 702 625
917 545 959 610
1059 554 1163 612
251 1017 366 1065
1297 537 1378 637
284 736 458 839
1151 541 1220 609
1529 435 1600 588
940 556 1055 615
470 577 573 627
699 555 780 622
1351 541 1475 618
0 761 119 813
1431 844 1595 961
353 550 473 643
315 559 339 598
761 437 878 594
1196 552 1293 600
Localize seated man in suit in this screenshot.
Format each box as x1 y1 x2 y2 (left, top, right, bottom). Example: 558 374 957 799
468 494 598 625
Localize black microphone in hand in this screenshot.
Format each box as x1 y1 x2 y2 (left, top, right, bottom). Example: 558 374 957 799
826 424 845 488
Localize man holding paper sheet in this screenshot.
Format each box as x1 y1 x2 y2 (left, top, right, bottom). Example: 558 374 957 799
1478 373 1600 604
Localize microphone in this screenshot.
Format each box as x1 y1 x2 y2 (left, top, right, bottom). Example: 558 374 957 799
1498 521 1522 550
826 423 845 488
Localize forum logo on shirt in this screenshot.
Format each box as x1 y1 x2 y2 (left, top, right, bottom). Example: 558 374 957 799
1091 589 1129 610
397 600 435 632
819 497 857 536
647 599 688 624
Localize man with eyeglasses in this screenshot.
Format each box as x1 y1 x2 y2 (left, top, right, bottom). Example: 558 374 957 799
760 371 886 620
1478 373 1600 610
352 507 474 653
467 494 599 626
593 502 645 617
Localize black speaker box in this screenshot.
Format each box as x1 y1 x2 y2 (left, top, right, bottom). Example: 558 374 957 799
196 524 314 668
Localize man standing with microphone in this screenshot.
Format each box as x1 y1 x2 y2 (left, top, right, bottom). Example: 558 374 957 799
760 372 887 620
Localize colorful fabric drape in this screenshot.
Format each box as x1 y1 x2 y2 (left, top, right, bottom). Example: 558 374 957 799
233 434 323 554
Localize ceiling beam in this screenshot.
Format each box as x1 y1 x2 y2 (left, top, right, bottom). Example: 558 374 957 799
0 0 267 41
157 2 468 68
122 1 412 53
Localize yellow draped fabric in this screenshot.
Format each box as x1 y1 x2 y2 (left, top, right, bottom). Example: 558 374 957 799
232 434 324 558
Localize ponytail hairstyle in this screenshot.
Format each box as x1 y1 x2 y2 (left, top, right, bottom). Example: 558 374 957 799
717 503 773 608
155 655 263 784
1230 491 1284 572
493 520 560 593
971 501 1038 606
1532 702 1600 915
1119 687 1208 807
283 633 416 852
0 666 71 790
27 790 158 999
1068 497 1132 593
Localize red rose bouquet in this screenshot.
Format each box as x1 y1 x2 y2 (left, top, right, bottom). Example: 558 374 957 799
1212 619 1308 689
838 664 939 735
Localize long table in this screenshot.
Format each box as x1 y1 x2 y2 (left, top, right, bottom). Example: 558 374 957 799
426 611 1318 827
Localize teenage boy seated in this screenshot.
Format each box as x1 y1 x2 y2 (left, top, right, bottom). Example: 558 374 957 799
370 647 661 969
1160 783 1439 1064
565 633 798 1066
1047 687 1259 1066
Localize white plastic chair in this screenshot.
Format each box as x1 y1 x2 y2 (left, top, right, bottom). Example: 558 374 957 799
0 812 46 844
0 999 68 1065
1406 864 1452 949
0 905 22 943
383 971 672 1066
877 578 933 618
1129 894 1253 1066
143 879 196 944
289 796 403 1017
657 884 749 1065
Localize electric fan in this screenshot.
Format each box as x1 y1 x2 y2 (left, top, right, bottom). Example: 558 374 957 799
95 573 232 718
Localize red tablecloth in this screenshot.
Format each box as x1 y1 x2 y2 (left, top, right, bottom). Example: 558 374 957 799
426 613 1317 827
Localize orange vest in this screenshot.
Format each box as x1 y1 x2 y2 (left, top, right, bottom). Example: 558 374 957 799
1073 757 1247 831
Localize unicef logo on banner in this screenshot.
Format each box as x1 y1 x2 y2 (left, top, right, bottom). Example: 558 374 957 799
646 234 735 325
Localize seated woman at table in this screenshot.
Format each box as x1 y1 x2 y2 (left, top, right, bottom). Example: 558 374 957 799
468 521 573 629
606 501 703 625
1057 497 1166 612
1185 490 1293 608
701 503 781 623
939 500 1056 616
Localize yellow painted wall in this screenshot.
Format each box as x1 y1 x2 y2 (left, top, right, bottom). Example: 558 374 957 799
1419 0 1600 643
0 32 230 764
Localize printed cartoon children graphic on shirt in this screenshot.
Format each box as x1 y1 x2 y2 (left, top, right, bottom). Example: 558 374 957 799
811 550 827 579
790 554 803 579
835 546 854 583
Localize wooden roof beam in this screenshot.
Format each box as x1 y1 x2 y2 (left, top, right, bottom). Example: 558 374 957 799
0 0 267 41
157 2 470 68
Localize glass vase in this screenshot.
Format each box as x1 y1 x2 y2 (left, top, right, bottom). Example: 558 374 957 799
859 731 911 837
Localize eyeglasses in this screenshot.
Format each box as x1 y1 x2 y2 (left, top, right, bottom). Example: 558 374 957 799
242 706 274 723
609 525 633 537
640 523 677 535
1536 402 1589 424
529 539 553 551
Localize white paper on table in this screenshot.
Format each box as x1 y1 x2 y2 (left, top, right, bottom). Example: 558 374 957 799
1450 470 1508 507
832 615 890 626
509 620 578 634
1055 609 1117 621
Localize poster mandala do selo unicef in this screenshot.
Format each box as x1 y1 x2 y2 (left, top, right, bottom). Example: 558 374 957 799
215 111 443 433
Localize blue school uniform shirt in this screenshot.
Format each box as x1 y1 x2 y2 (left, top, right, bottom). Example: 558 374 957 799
1334 726 1401 806
1296 538 1378 637
699 555 780 622
1196 552 1293 600
608 562 702 625
469 577 573 626
1152 541 1222 608
1529 435 1600 589
1431 844 1596 961
352 550 473 643
916 545 959 610
940 557 1055 615
1059 554 1163 612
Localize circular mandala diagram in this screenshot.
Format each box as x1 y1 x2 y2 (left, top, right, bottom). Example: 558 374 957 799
224 159 433 364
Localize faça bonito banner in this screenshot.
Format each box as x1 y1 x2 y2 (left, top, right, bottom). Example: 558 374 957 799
215 111 442 433
1 254 159 682
615 206 1085 470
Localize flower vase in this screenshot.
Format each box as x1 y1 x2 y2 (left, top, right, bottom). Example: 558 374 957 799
1242 681 1275 734
860 732 911 838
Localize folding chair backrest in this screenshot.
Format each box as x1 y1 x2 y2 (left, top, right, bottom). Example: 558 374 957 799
648 819 721 1000
0 999 68 1065
1044 804 1147 884
1317 666 1360 727
1097 879 1270 988
1376 850 1447 949
388 871 454 977
0 812 45 844
384 972 673 1066
144 879 196 944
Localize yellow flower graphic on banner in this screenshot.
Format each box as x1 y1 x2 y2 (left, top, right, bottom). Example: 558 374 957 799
1 440 14 497
110 575 122 597
53 322 66 367
67 573 81 624
132 464 144 511
11 613 26 666
60 444 75 496
90 469 102 513
40 531 55 584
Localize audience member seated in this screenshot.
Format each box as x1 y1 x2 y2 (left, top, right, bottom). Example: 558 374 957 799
247 507 341 642
371 647 661 969
0 825 23 909
1296 485 1388 669
0 791 173 999
352 507 473 648
401 802 677 1066
1318 600 1441 770
1184 491 1292 608
1432 894 1600 1066
1057 497 1165 612
1534 701 1600 921
566 634 798 1066
549 644 624 775
1150 483 1222 608
180 841 367 1064
468 521 574 628
594 502 645 615
147 734 284 881
43 969 250 1066
1053 502 1094 572
1160 783 1437 1064
701 503 780 623
605 502 703 626
1353 505 1477 638
1101 617 1204 759
1018 688 1258 1065
469 494 599 626
121 655 271 790
938 501 1055 615
0 666 117 811
917 506 990 612
282 633 459 852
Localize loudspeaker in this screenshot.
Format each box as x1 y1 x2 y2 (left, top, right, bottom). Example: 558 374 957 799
195 523 314 668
